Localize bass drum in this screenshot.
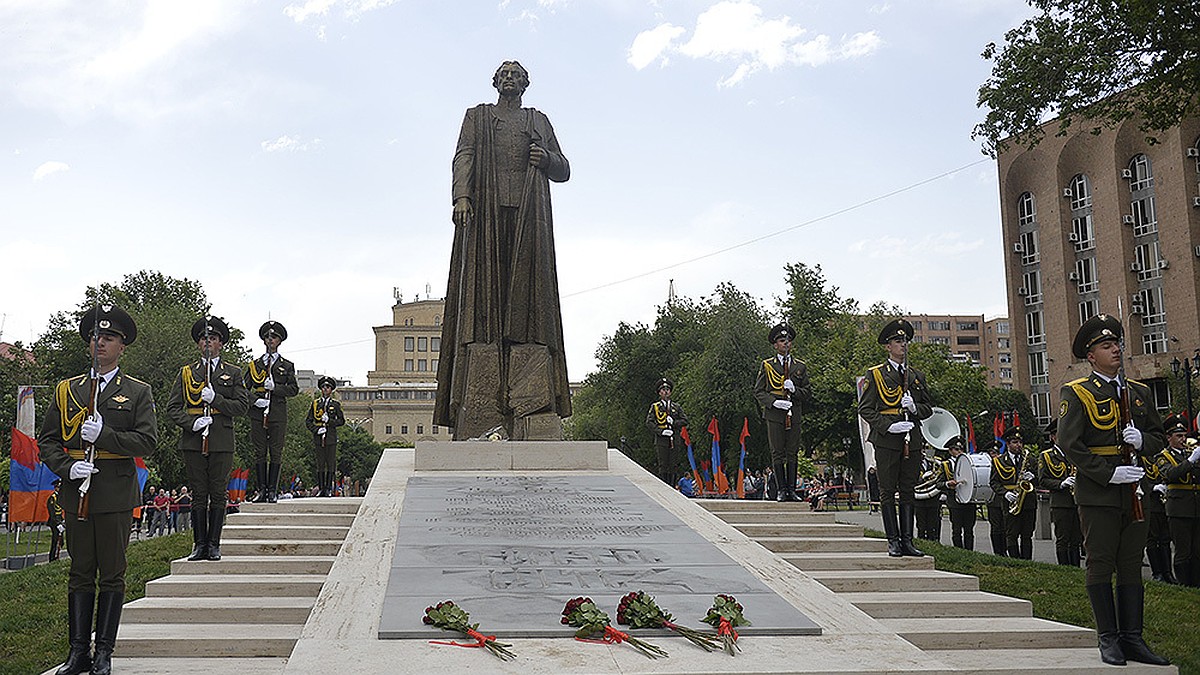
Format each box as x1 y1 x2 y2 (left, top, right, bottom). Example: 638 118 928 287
954 453 993 504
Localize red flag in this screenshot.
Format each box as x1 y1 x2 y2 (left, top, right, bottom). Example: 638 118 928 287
966 414 977 453
1012 410 1021 428
736 418 749 498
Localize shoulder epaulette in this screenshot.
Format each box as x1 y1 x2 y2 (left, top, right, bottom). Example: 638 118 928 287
867 364 884 373
123 375 150 386
1065 376 1089 387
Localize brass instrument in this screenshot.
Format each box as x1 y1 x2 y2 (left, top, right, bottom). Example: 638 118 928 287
915 468 942 500
1008 448 1034 516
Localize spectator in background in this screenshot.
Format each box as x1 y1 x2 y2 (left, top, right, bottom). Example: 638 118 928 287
677 474 697 498
176 487 191 532
151 490 170 537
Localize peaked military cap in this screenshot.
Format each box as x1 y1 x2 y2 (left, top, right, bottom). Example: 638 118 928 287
878 318 914 344
191 315 230 343
79 304 137 345
1164 413 1188 435
769 323 795 343
944 435 965 451
259 320 287 341
1002 425 1022 441
1072 313 1122 359
317 375 337 390
655 377 673 392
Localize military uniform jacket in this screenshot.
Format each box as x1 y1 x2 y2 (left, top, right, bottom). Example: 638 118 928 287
645 400 687 449
857 361 932 452
1153 447 1200 518
305 397 346 446
1058 374 1164 508
37 371 157 515
933 458 959 502
166 359 250 453
243 354 300 423
991 449 1031 502
1037 445 1077 509
753 355 812 424
1140 461 1167 514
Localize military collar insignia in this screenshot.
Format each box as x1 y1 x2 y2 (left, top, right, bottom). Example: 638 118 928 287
112 395 129 403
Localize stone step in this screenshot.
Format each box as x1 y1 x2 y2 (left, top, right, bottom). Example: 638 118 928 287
239 499 361 514
146 574 326 598
222 525 350 541
220 540 344 556
781 552 936 571
731 523 864 538
171 555 336 576
115 623 301 657
841 591 1031 619
882 617 1096 650
697 500 828 512
809 569 979 593
122 596 314 624
229 513 355 527
925 647 1176 674
705 510 841 524
106 657 288 675
758 536 889 553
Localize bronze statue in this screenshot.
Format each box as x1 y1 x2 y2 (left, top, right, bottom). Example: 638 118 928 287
434 61 572 440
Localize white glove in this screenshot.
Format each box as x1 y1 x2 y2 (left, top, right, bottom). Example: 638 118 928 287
1122 424 1143 450
57 524 65 533
783 379 795 393
321 413 329 423
1188 448 1200 464
1061 475 1076 489
317 427 327 436
773 399 793 411
1005 491 1018 504
264 376 275 391
81 413 103 443
200 384 215 404
69 461 98 481
1153 483 1167 496
900 391 916 413
887 420 914 434
665 415 673 425
1021 471 1035 482
661 428 673 437
1109 465 1145 484
192 416 213 432
255 398 270 408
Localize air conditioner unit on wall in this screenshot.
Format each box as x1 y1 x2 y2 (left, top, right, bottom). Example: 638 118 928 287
1123 215 1135 225
1068 233 1079 242
1068 272 1080 281
1188 147 1200 158
1130 262 1143 272
1017 287 1028 296
1159 259 1169 270
1130 303 1144 315
1195 245 1200 258
1012 242 1024 253
1122 169 1133 179
1062 188 1073 198
1193 196 1200 207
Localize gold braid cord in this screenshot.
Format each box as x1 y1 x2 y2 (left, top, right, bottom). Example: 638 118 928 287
56 377 88 442
311 398 327 420
247 359 269 390
1068 380 1119 431
870 365 902 407
993 455 1017 482
651 402 669 428
763 359 787 396
1041 449 1070 479
182 365 207 407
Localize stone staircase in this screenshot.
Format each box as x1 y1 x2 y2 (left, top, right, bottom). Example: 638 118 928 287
699 500 1176 674
107 498 361 674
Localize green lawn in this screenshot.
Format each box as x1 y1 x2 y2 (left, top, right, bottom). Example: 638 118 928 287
0 532 190 675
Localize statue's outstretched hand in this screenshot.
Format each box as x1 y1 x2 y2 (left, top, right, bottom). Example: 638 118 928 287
529 143 548 168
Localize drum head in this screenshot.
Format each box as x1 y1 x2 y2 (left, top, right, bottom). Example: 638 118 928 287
954 454 993 504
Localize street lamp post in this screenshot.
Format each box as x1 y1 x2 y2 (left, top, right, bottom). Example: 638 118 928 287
1171 354 1196 431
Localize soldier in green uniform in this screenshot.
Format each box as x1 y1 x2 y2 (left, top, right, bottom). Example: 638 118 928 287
645 377 688 485
47 479 65 561
1037 419 1082 566
166 316 249 562
305 376 346 497
753 323 811 502
1141 439 1176 583
991 426 1037 559
1058 314 1169 666
243 320 299 503
38 305 157 675
1152 413 1200 587
937 436 977 550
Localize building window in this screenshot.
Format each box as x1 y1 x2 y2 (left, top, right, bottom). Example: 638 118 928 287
1137 286 1166 327
431 337 440 352
1071 214 1095 251
911 321 923 330
1032 391 1052 426
401 425 408 434
1026 311 1045 347
1131 196 1158 237
957 321 979 331
418 337 428 351
1078 299 1099 326
929 320 950 331
1029 351 1048 386
1134 242 1162 281
1000 367 1012 379
997 337 1010 349
1017 192 1036 227
1149 379 1171 411
385 425 393 434
1129 154 1154 192
404 359 414 371
1069 174 1092 209
431 359 438 370
1019 230 1039 266
417 425 424 435
1021 270 1042 305
433 425 439 435
956 336 980 346
999 353 1012 364
1143 331 1168 355
418 359 427 371
929 336 949 345
404 337 415 351
995 321 1009 335
1074 256 1098 294
405 318 414 326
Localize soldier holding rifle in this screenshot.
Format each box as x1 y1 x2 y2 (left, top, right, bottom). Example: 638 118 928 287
1058 314 1168 666
645 377 687 485
1151 413 1200 587
38 305 156 675
305 376 346 497
167 316 249 562
753 323 811 502
244 320 299 503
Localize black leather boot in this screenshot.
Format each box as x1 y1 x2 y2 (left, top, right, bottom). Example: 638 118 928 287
881 502 902 557
187 507 208 561
772 462 787 502
898 503 925 557
1151 545 1177 584
786 461 799 502
1115 584 1170 665
54 592 93 675
206 507 225 561
1086 584 1125 665
266 463 280 503
90 591 123 675
253 462 269 503
1175 563 1193 588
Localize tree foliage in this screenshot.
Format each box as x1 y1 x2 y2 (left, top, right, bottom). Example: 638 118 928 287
973 0 1200 155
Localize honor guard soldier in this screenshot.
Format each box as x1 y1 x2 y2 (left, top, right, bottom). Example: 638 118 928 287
645 377 688 485
1038 419 1082 566
244 320 299 503
167 316 249 562
1141 434 1176 583
753 323 812 502
38 305 157 675
305 376 346 497
937 436 977 549
858 319 932 556
47 479 65 561
1152 413 1200 586
991 425 1037 559
1059 314 1169 666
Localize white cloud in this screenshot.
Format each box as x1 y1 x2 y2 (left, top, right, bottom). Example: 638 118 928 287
284 0 338 23
83 1 228 81
33 161 70 181
628 1 882 86
260 135 324 153
284 0 398 24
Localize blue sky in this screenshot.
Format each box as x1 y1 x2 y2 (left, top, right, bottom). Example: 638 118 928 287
1 0 1033 384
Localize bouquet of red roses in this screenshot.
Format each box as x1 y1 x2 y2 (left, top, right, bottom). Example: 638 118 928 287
700 593 751 655
561 596 668 659
423 600 516 660
616 590 721 652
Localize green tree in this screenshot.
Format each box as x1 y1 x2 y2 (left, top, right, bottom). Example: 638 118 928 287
974 0 1200 154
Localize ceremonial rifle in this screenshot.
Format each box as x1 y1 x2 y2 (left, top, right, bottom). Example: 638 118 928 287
1115 299 1145 522
201 315 213 457
77 303 102 521
901 347 912 459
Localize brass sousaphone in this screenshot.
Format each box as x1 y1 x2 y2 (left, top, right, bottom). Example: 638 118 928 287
915 407 961 499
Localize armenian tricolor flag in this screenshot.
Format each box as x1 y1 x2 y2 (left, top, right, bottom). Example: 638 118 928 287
680 426 703 492
8 386 55 523
736 418 749 499
708 417 729 495
227 467 250 503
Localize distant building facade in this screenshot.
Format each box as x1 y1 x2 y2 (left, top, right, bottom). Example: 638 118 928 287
903 314 1013 389
998 112 1200 426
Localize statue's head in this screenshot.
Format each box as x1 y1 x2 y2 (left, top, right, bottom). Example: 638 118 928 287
493 61 530 95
